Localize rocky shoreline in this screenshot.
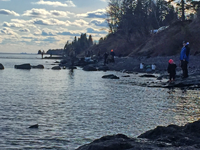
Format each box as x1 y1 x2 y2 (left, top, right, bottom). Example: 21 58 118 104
76 120 200 150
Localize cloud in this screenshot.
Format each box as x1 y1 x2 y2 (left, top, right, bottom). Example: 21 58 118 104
0 9 20 16
23 8 74 18
87 28 107 33
90 19 107 27
1 27 18 35
3 22 24 28
32 0 76 7
77 9 106 18
30 18 66 26
19 28 30 32
42 37 59 43
71 19 89 27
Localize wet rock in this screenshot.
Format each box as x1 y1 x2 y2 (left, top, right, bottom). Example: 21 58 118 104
31 64 44 69
102 74 120 79
77 120 200 150
68 66 77 69
0 63 4 69
122 75 130 77
29 124 38 128
140 74 156 78
15 64 31 69
98 66 109 71
83 65 97 71
52 66 61 70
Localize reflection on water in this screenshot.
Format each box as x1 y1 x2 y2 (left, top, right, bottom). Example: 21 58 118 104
167 89 200 124
0 53 200 149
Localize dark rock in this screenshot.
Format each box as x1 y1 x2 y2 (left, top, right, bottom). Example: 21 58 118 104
83 66 97 71
140 74 156 78
98 66 109 71
52 66 61 70
68 66 77 69
102 74 120 79
0 63 4 69
122 75 130 77
31 64 44 69
29 124 38 128
15 64 31 69
76 120 200 150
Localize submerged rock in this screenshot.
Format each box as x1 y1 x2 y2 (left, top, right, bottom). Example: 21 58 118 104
15 64 31 69
0 63 4 69
102 74 120 79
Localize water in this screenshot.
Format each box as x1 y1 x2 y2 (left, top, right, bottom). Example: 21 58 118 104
0 53 200 149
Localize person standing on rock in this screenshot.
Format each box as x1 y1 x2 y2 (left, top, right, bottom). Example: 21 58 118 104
110 49 115 63
180 41 190 78
167 59 177 83
103 52 108 65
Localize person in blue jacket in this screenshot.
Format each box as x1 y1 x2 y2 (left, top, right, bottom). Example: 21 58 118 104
180 41 190 78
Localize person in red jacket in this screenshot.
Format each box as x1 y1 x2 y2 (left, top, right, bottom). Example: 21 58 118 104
167 59 177 83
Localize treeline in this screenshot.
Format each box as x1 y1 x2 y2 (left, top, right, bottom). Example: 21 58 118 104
64 33 93 56
106 0 200 41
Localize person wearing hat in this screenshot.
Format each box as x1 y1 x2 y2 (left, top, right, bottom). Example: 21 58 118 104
110 49 115 63
180 41 190 78
167 59 177 82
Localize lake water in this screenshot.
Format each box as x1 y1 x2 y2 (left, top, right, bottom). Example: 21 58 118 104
0 53 200 149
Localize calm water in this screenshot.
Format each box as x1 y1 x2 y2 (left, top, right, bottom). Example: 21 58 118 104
0 53 200 150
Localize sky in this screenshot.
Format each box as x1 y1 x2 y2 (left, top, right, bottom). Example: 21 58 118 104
0 0 109 53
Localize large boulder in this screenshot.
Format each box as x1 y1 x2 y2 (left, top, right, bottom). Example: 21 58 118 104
15 64 31 69
83 65 97 71
0 63 4 69
98 66 109 71
52 66 61 70
102 74 120 79
31 64 44 69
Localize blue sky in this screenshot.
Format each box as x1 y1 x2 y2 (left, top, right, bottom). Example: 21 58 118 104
0 0 109 53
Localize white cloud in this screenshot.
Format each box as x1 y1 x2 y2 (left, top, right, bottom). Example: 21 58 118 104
1 27 18 35
0 9 20 16
23 8 75 18
19 28 30 32
32 0 76 7
3 22 24 28
77 9 106 18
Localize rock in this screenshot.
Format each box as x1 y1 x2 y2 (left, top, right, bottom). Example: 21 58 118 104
76 120 200 150
68 66 77 69
98 66 109 71
122 75 130 77
140 74 156 78
29 124 38 128
52 66 61 70
0 63 4 69
102 74 120 79
83 65 97 71
15 64 31 69
31 64 44 69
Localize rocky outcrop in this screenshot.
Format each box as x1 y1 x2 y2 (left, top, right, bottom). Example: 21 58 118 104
0 63 4 69
31 64 44 69
52 66 61 70
14 64 31 69
102 74 120 79
76 120 200 150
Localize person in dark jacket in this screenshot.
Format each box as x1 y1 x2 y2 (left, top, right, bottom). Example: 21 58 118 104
167 59 177 82
180 41 190 78
103 52 108 65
